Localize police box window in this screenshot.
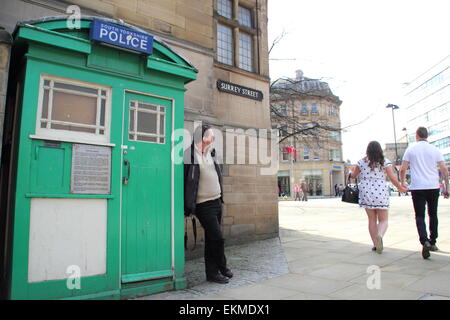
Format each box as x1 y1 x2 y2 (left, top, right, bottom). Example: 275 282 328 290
36 76 111 143
128 101 166 144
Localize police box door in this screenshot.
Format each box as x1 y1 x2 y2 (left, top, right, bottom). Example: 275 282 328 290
121 90 173 283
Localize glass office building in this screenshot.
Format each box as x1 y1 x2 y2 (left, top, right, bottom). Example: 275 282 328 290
404 55 450 168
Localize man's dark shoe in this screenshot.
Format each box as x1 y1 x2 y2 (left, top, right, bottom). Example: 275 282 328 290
220 268 233 279
206 274 229 284
430 245 439 252
422 241 432 259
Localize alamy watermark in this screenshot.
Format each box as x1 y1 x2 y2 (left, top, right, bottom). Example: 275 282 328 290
66 265 81 290
66 5 81 30
366 265 381 290
172 121 280 175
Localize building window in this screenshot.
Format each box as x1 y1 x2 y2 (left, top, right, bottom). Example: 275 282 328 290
217 0 233 18
313 147 320 160
239 32 253 72
281 149 290 162
279 104 287 116
330 131 341 141
329 105 337 116
303 146 310 160
217 24 233 65
215 0 257 72
311 103 319 114
432 137 450 150
279 125 288 137
330 149 341 161
128 101 166 144
37 76 110 143
238 6 252 27
301 103 308 115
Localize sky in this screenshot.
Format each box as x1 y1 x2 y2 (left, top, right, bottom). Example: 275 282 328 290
268 0 450 163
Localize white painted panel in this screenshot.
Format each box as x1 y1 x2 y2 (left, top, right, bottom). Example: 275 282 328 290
28 198 107 283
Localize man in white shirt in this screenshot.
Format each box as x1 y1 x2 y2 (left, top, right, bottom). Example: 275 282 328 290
400 127 449 259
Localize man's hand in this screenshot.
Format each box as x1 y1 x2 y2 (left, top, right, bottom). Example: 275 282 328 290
398 185 408 194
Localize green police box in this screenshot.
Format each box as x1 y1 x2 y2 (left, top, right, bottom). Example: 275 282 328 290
1 16 197 300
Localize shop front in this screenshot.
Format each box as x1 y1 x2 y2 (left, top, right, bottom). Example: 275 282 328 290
0 16 197 300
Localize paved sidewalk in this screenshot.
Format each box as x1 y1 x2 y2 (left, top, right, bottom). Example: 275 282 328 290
138 196 450 300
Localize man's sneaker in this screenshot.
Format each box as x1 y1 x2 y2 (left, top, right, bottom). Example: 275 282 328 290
430 245 439 252
376 236 383 254
422 241 432 259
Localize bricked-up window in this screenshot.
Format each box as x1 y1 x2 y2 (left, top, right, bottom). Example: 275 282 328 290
239 32 253 71
217 23 233 65
217 0 233 18
238 6 252 27
215 0 257 73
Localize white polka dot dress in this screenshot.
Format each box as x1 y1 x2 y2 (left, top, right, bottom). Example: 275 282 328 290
357 157 391 210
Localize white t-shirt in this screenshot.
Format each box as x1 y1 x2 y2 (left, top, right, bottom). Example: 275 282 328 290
402 140 444 190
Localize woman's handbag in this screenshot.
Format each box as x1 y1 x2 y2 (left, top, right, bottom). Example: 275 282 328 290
342 173 359 204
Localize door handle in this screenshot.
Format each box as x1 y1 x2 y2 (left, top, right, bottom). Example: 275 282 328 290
123 159 131 184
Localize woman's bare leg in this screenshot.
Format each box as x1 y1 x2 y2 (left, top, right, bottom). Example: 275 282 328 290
366 209 378 247
376 209 389 237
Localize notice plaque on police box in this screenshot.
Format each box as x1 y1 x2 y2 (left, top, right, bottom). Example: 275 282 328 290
71 144 111 194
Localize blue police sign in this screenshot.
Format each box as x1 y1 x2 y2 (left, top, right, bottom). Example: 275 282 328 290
89 19 153 55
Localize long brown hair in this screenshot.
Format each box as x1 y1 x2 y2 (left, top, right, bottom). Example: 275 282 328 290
366 141 385 170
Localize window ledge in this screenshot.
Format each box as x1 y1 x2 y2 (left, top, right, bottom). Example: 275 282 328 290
29 135 115 147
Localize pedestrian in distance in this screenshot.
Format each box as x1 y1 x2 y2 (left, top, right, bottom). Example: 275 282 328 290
351 141 407 254
399 127 449 259
334 184 339 197
184 124 233 284
300 180 308 201
338 184 345 197
294 184 302 201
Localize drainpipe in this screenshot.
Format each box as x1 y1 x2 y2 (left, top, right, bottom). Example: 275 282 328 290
0 26 12 164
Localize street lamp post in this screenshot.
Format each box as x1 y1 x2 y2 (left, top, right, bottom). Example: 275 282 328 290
386 104 400 165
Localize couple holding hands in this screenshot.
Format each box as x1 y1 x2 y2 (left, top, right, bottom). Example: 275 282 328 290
350 127 449 259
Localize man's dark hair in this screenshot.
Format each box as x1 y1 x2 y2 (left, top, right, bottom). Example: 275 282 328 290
193 124 211 144
416 127 428 139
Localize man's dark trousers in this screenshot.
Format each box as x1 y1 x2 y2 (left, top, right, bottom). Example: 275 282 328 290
411 189 440 245
195 198 227 277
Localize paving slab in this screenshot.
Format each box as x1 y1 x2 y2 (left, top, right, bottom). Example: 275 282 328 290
307 263 368 282
404 271 450 296
328 283 425 300
349 271 422 289
260 273 352 296
418 294 450 300
217 283 299 300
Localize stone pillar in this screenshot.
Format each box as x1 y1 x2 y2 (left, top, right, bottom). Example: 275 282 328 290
0 26 12 163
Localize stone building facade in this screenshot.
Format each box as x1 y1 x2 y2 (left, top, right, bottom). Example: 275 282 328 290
271 70 345 198
0 0 277 257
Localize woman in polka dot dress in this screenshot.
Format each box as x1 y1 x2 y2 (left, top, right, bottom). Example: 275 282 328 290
350 141 407 254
